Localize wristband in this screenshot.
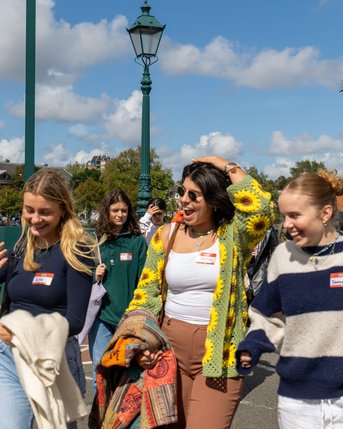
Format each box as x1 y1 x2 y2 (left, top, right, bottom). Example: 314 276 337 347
224 162 240 175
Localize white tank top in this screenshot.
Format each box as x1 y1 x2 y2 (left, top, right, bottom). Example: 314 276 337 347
164 239 220 324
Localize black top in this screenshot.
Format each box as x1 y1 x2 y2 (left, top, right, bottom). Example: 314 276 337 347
0 243 93 336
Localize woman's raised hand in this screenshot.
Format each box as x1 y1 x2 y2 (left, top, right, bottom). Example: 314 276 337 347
191 156 228 171
0 242 8 269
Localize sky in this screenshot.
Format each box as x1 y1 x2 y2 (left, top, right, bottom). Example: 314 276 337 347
1 0 343 180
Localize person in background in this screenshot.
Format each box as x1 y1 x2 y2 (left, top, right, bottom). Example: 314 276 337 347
125 156 274 429
88 189 147 387
237 169 343 429
139 197 167 245
0 168 94 429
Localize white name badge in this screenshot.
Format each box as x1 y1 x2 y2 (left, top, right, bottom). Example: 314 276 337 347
120 252 133 262
330 272 343 288
196 252 217 265
32 272 54 286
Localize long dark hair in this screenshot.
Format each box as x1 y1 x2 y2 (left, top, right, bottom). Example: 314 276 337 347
96 189 141 239
182 162 235 229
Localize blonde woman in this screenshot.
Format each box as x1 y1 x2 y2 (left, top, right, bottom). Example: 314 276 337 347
0 168 95 429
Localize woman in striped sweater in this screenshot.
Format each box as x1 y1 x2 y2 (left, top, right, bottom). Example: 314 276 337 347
237 169 343 428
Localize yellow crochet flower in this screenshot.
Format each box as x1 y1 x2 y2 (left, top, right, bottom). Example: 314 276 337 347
246 214 270 237
138 268 157 288
219 242 227 266
232 245 238 269
214 276 225 301
157 258 164 282
208 307 218 333
225 309 236 337
251 180 271 199
222 343 237 368
130 289 148 306
234 190 261 212
150 230 163 253
228 343 237 367
217 225 225 238
203 338 214 365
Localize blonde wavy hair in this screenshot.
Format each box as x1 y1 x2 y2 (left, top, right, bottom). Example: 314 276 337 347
284 169 343 220
20 168 95 275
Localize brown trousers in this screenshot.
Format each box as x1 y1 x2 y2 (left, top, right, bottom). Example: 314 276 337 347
162 315 244 429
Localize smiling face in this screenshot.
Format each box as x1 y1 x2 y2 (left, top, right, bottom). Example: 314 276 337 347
278 189 334 247
179 177 214 230
108 200 128 232
23 192 65 245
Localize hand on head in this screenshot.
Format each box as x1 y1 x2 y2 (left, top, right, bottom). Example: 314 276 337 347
191 156 228 171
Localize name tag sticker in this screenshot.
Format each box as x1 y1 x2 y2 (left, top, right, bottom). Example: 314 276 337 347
120 253 132 262
196 252 217 265
330 273 343 288
32 272 54 286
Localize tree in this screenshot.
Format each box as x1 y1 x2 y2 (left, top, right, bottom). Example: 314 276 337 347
66 163 101 190
0 186 22 222
73 178 105 221
11 165 25 190
290 160 326 178
101 147 174 209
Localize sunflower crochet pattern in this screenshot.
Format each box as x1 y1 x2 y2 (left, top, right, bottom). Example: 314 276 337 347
127 175 274 378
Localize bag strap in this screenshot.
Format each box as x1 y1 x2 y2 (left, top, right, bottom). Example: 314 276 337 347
158 222 181 325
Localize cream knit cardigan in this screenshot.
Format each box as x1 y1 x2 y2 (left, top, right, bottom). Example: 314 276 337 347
0 310 88 429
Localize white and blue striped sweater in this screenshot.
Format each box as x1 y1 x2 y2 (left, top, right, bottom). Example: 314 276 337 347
237 237 343 400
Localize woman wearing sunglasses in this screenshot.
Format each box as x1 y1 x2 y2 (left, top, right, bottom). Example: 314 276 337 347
125 155 274 429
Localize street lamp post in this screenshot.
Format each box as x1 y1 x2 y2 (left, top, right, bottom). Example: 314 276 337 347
127 1 165 218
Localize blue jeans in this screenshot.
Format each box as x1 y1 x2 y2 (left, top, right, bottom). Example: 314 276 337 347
0 336 85 429
88 318 116 391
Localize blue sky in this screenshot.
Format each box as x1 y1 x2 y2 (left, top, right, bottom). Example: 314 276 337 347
1 0 343 180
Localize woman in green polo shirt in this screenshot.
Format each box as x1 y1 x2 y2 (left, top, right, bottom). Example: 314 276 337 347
88 189 147 387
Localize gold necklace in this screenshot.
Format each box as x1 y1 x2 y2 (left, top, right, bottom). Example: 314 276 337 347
189 227 214 237
189 227 214 251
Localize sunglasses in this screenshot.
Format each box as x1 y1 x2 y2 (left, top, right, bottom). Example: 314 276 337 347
176 185 202 202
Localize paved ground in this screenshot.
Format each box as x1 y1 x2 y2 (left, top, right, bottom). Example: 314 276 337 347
77 341 279 429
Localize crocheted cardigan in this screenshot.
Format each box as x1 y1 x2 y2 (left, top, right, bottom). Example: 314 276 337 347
126 175 274 378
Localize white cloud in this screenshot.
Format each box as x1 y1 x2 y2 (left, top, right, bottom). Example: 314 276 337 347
0 0 130 82
104 90 142 144
10 84 110 122
160 36 343 90
270 131 343 155
158 131 243 178
263 158 295 179
0 137 24 163
43 142 110 167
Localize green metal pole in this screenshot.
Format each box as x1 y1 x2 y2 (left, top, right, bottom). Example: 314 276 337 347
136 64 152 218
24 0 36 181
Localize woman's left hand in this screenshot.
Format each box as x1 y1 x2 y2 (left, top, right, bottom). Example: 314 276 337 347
192 156 228 171
0 325 12 344
136 349 163 369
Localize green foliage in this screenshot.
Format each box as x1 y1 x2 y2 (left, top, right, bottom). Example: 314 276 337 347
66 163 101 190
11 165 25 190
289 160 326 178
101 147 174 209
73 178 105 221
0 186 22 220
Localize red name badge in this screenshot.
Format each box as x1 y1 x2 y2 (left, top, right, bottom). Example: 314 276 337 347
32 272 54 286
120 253 133 262
330 273 343 288
195 252 217 265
